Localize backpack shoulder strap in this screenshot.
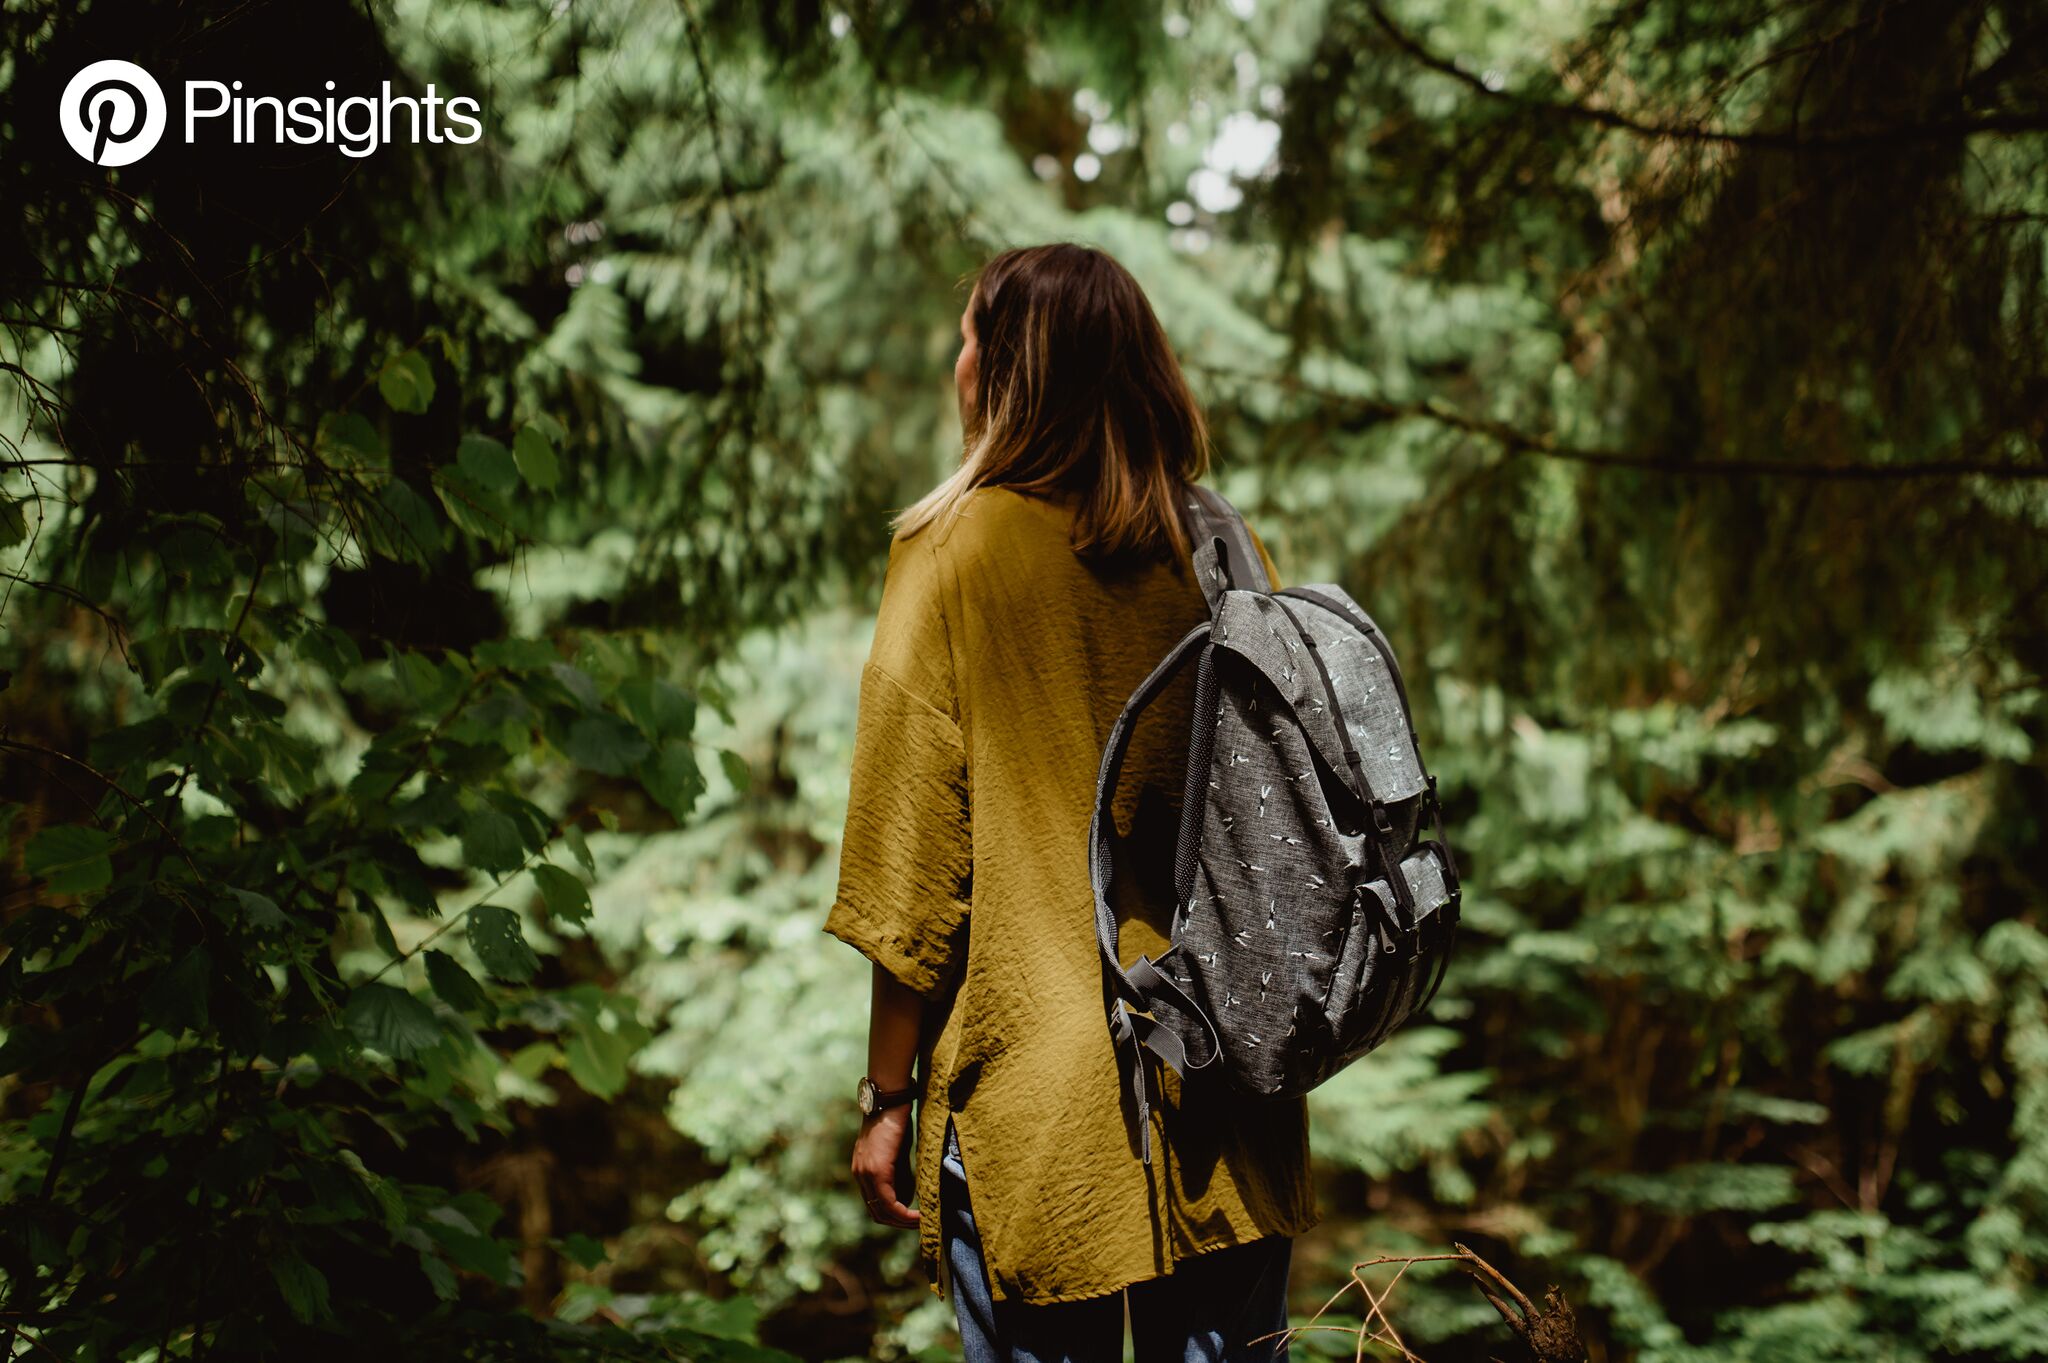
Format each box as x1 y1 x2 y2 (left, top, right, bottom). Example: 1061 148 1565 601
1089 620 1222 1163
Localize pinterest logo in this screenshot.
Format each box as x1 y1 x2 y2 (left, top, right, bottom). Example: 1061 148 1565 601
60 60 169 166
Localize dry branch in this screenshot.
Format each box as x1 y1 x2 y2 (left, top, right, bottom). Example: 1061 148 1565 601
1259 1244 1587 1363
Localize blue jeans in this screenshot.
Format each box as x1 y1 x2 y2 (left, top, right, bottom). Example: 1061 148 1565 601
940 1120 1294 1363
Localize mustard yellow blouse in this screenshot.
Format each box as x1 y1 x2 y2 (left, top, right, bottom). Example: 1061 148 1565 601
825 485 1318 1306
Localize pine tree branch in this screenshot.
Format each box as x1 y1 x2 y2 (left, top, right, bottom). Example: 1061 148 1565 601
1362 0 2048 148
1192 365 2048 480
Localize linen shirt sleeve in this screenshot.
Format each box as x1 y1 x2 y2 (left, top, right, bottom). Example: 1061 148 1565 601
823 533 972 1001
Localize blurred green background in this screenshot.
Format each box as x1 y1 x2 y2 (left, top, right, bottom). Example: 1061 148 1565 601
2 0 2044 1359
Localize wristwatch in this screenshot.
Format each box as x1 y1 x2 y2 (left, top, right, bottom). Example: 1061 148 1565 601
857 1075 916 1117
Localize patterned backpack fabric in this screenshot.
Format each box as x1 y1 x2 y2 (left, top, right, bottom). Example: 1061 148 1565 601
1091 486 1462 1163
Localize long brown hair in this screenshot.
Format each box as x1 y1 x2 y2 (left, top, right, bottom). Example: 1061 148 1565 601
895 243 1211 562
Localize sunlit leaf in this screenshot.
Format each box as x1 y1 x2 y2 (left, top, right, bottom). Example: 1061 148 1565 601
513 424 560 491
377 349 436 413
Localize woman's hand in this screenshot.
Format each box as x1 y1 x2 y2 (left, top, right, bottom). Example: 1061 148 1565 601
852 1105 920 1229
853 962 927 1229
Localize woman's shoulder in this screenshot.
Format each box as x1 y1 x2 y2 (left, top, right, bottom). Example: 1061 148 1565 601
914 485 1072 562
874 487 1057 616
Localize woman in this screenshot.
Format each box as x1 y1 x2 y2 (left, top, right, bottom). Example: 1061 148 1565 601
825 243 1315 1362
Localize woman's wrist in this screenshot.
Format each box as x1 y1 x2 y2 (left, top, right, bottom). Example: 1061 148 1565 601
866 963 924 1094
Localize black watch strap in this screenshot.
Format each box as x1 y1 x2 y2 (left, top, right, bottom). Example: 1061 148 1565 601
859 1075 916 1115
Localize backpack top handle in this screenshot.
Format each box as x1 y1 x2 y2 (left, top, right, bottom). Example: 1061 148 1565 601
1181 484 1271 606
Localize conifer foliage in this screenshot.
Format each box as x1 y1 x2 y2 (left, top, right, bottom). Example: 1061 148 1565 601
2 0 2044 1360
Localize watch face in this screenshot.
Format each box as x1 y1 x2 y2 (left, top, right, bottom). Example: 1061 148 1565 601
857 1077 877 1116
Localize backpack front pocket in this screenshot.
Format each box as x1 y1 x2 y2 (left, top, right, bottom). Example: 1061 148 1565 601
1322 842 1457 1065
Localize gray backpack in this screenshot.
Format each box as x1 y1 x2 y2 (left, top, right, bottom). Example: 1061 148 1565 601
1091 486 1462 1163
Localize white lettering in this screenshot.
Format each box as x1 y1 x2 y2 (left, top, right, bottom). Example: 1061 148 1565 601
444 97 482 145
286 96 324 145
421 85 448 143
185 80 231 141
174 78 479 155
334 95 378 158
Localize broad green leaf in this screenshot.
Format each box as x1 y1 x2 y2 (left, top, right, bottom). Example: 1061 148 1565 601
260 1021 327 1067
0 1028 60 1080
339 1149 407 1232
460 808 526 875
357 891 401 959
424 950 495 1019
476 638 561 671
421 1205 518 1284
140 947 211 1037
298 622 364 677
532 863 592 926
393 649 448 702
510 1041 561 1080
227 887 286 929
259 494 324 563
619 677 695 739
90 717 178 772
372 477 445 563
718 748 751 794
431 466 515 546
548 661 601 708
269 1252 332 1324
647 740 705 821
344 983 444 1059
23 825 115 895
418 1250 459 1301
466 905 539 982
513 424 560 491
564 824 596 876
564 713 651 776
377 349 436 413
563 1018 633 1099
456 434 519 494
557 1232 607 1270
318 410 386 464
0 497 27 549
665 1294 772 1343
486 790 553 853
